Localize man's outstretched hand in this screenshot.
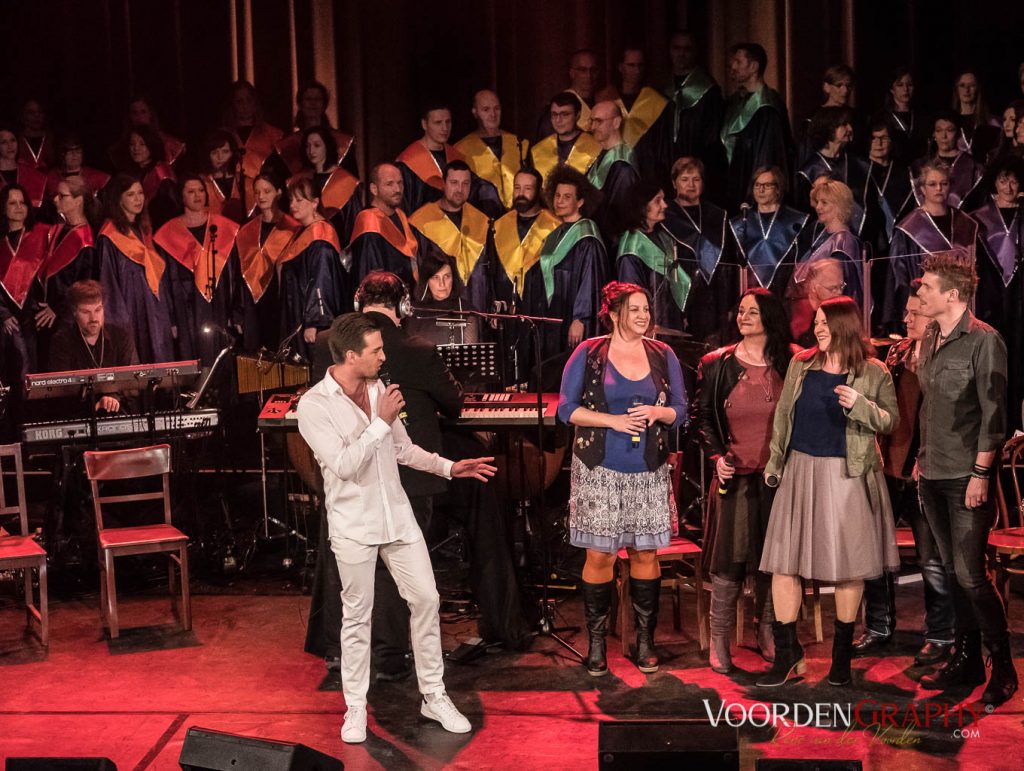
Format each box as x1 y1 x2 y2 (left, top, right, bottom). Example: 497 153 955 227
451 457 498 482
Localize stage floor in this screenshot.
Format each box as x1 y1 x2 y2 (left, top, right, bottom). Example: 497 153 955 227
1 580 1023 770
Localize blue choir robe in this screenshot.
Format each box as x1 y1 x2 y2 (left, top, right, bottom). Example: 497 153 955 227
409 201 491 314
350 206 420 288
277 220 343 361
97 221 174 364
721 86 793 213
729 205 808 298
231 214 299 353
666 68 726 203
795 150 870 216
587 143 640 257
617 227 690 334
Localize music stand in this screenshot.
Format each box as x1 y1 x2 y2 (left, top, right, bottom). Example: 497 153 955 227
436 342 499 385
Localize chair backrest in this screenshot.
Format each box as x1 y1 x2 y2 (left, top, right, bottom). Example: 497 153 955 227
83 444 172 534
998 434 1024 530
0 443 28 537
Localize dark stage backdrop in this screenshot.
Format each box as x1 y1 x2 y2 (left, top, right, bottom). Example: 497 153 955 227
0 0 1021 178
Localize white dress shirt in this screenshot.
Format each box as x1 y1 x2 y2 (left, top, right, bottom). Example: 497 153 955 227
297 371 453 545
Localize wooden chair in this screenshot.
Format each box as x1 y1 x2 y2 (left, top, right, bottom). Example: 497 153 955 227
0 443 47 646
83 444 190 639
991 436 1024 611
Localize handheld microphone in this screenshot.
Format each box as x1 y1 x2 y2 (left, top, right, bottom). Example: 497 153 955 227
631 396 644 447
717 451 737 496
379 369 408 425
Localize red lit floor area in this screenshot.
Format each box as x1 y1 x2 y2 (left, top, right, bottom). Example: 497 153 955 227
2 583 1023 770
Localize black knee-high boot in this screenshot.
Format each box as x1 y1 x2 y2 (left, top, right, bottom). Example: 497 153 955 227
581 580 614 676
630 577 661 673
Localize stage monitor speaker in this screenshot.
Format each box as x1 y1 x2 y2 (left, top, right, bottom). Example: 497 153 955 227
178 727 343 771
598 719 739 770
756 761 863 771
6 761 117 771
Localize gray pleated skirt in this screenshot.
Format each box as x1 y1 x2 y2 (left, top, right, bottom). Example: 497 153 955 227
759 450 900 582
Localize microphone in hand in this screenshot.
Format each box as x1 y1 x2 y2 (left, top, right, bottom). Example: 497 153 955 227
717 451 737 496
379 368 409 425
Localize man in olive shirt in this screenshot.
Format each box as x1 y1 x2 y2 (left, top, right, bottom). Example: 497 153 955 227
914 253 1017 706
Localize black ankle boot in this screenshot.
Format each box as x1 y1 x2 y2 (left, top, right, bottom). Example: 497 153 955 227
827 620 856 686
920 630 986 689
630 577 660 673
756 621 806 687
982 636 1019 706
581 580 614 676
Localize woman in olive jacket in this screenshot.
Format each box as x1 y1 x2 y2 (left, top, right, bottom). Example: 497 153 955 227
757 296 900 687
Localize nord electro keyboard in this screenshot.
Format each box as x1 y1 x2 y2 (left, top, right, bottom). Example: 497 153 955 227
25 360 202 399
22 409 220 444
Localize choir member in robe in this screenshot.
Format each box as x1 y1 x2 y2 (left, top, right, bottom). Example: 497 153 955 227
795 65 857 168
16 98 56 173
666 30 725 201
729 166 808 298
409 160 491 314
0 126 48 209
536 49 600 139
597 47 673 191
273 80 358 178
407 251 481 345
199 129 246 223
913 111 984 211
490 168 561 384
350 163 420 287
155 175 241 365
970 159 1024 423
522 166 606 368
872 68 926 166
721 43 793 213
617 181 689 336
862 120 915 256
222 80 285 214
230 173 299 353
795 106 869 216
37 177 97 367
884 159 984 332
118 125 177 229
0 185 50 379
278 177 343 360
661 157 735 346
289 126 362 249
987 101 1024 168
454 89 527 213
587 101 641 255
395 102 460 214
529 92 601 185
952 70 1001 165
46 134 110 199
111 95 186 168
97 175 174 363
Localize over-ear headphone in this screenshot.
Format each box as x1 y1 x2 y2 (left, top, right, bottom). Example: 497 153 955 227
353 270 413 319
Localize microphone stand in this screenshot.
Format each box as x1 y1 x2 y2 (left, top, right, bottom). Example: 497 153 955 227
413 305 583 660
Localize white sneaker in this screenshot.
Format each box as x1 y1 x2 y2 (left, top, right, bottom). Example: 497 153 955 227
420 692 471 733
341 705 367 743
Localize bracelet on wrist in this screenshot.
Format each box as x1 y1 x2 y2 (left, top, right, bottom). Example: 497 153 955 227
970 472 990 481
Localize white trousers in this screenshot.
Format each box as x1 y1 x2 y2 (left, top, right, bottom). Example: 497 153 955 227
330 535 445 708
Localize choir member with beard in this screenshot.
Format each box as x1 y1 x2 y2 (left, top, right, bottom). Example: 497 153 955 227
110 95 185 169
0 185 50 380
721 43 793 213
872 68 926 166
155 175 240 366
952 70 1001 165
536 49 600 138
795 65 857 168
587 101 640 254
522 166 605 368
16 98 56 173
96 175 174 364
350 163 419 287
289 126 362 249
661 157 734 346
528 92 601 184
665 30 725 200
199 130 247 223
490 168 560 384
222 80 285 215
617 181 689 335
454 89 526 213
230 173 299 353
0 126 47 209
118 125 177 229
273 80 358 178
912 111 984 211
970 159 1024 426
46 134 110 200
795 106 869 219
729 166 808 298
884 159 985 332
409 161 490 315
278 177 343 361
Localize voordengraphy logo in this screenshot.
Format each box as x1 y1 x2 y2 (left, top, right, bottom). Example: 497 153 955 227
703 699 983 732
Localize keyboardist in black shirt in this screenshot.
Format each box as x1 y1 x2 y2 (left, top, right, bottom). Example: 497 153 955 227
46 279 139 414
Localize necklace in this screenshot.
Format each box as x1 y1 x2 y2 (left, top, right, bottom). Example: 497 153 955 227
757 208 779 241
79 327 104 368
736 342 774 402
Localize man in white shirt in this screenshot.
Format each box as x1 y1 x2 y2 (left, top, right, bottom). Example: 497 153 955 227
297 312 496 744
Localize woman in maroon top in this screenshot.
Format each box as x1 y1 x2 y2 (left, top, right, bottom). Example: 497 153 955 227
693 288 798 673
